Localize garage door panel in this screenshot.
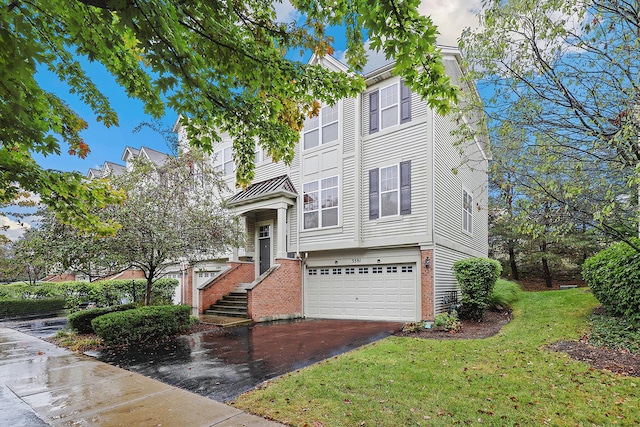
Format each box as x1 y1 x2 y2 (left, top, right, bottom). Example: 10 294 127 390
304 263 417 321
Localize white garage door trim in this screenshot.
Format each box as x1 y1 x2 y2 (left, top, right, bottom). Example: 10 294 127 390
304 264 418 321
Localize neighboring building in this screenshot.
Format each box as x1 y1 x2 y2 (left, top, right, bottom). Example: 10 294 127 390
86 161 126 179
175 48 489 323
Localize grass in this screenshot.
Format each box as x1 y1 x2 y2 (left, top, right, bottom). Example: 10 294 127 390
51 330 103 352
489 279 523 309
233 288 640 426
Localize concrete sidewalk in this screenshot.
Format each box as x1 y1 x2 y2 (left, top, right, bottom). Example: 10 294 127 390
0 327 285 427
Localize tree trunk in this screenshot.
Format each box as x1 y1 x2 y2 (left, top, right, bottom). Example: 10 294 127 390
145 277 153 306
508 240 519 280
541 239 552 288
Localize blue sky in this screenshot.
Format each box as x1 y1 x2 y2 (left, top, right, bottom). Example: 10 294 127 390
3 1 482 239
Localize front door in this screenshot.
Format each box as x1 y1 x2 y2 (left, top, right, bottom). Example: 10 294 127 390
258 224 271 275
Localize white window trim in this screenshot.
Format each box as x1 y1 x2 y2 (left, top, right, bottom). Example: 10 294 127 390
379 82 400 131
379 164 400 218
302 175 340 230
213 146 234 176
303 103 340 150
462 188 473 235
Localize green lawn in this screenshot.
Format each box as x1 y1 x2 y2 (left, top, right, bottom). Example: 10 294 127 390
233 289 640 426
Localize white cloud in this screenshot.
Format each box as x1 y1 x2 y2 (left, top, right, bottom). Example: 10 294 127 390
419 0 482 47
274 0 300 23
0 216 30 241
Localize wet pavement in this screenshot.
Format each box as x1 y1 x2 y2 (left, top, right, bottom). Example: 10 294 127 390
88 319 403 401
0 326 286 427
2 316 402 425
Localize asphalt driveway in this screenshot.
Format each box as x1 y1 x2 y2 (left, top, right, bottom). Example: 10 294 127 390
86 318 403 402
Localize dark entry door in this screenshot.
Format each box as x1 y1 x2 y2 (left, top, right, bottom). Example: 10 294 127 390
259 225 271 275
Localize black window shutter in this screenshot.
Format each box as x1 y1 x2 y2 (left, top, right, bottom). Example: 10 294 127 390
369 91 379 134
400 81 412 124
369 168 379 219
400 160 411 215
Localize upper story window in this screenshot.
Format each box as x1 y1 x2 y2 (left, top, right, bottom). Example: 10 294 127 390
369 161 411 219
304 104 339 150
213 146 234 176
303 176 339 229
463 189 473 234
369 80 411 134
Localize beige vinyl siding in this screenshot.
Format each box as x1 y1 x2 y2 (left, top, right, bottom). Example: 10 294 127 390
434 244 467 314
343 97 357 154
433 113 488 256
360 121 432 245
253 159 291 183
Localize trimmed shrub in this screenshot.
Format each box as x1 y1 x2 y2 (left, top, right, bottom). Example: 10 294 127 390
582 240 640 324
67 303 138 334
91 305 191 346
489 280 523 310
0 299 66 318
453 258 502 321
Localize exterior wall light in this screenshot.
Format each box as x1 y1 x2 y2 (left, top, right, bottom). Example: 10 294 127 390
424 256 431 269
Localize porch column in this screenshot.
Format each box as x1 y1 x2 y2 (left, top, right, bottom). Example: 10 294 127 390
276 206 287 258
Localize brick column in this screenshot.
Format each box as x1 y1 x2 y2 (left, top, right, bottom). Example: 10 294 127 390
420 249 434 321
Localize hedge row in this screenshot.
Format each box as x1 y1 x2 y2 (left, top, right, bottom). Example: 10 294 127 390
67 303 138 334
91 305 192 346
0 299 66 318
0 278 178 311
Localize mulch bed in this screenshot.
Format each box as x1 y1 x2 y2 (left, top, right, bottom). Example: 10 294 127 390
398 308 640 378
548 340 640 377
395 309 513 340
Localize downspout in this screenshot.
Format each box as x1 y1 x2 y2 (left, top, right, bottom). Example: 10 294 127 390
430 106 437 318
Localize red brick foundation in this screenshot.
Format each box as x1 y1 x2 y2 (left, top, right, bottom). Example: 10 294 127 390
421 249 434 321
248 258 302 322
198 262 254 313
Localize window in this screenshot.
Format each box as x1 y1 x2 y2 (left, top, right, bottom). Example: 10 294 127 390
345 268 355 275
372 267 383 274
369 161 411 219
402 265 413 273
358 267 369 274
463 189 473 234
213 146 234 176
303 176 339 229
254 145 271 165
369 81 411 134
308 269 318 276
380 165 399 217
304 104 339 149
333 268 342 275
320 268 330 275
259 224 271 238
387 266 397 273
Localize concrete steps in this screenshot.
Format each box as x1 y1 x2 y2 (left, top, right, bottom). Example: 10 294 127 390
205 291 249 319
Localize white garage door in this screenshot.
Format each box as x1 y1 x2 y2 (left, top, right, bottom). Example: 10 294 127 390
304 264 417 321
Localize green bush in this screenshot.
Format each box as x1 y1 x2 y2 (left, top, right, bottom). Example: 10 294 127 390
91 305 191 346
489 279 522 309
434 311 461 332
0 279 178 311
453 258 502 321
67 303 138 334
0 298 66 318
582 240 640 324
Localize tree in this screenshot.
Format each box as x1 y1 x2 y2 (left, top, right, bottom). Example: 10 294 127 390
37 151 242 305
25 210 126 282
460 0 640 248
2 0 459 235
9 229 49 285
